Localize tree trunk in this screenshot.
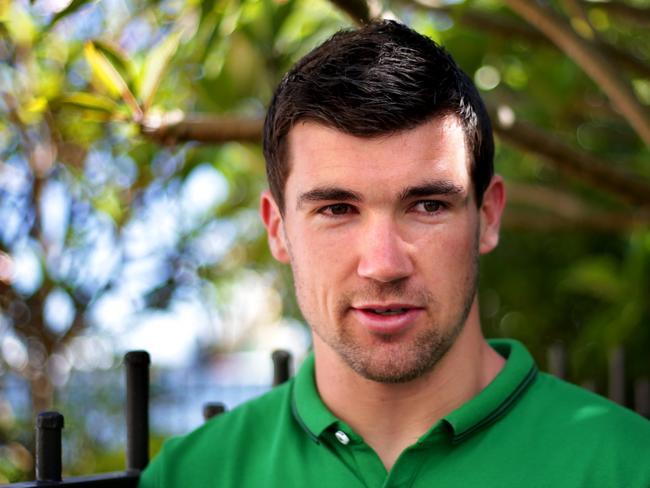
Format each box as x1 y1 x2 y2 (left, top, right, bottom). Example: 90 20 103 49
29 372 55 418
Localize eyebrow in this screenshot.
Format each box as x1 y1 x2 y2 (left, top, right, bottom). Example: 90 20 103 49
397 180 465 201
296 187 362 210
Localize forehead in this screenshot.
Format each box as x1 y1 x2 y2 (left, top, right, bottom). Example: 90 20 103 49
284 117 471 202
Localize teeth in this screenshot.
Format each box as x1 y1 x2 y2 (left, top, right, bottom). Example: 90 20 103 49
370 308 407 316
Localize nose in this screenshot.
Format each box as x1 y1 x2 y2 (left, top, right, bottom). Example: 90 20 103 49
356 217 414 283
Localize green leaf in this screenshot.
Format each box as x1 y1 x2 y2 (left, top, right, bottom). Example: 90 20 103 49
48 0 95 29
4 2 37 45
84 41 142 120
269 0 297 40
196 1 230 65
560 256 625 302
199 0 219 27
93 40 136 87
93 186 123 223
137 30 183 112
58 92 119 113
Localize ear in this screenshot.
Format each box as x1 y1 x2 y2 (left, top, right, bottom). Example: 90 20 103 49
260 190 290 263
478 175 506 255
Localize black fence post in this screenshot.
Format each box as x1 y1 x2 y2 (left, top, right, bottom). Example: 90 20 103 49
547 343 567 379
608 347 625 406
125 350 150 472
35 411 63 482
203 402 226 421
581 379 597 392
271 350 292 387
635 378 650 418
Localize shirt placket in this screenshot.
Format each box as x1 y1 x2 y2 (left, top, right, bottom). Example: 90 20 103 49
323 425 388 488
382 425 448 488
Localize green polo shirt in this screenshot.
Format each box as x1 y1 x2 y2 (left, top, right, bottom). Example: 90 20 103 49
139 340 650 487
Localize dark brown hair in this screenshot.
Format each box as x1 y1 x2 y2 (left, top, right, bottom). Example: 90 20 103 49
263 20 494 211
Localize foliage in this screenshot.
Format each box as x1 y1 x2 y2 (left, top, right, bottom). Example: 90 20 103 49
0 0 649 480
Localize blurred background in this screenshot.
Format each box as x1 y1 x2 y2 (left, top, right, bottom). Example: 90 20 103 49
1 0 649 482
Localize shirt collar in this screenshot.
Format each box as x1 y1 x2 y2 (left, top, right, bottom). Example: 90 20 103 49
442 339 538 442
291 352 338 443
292 339 538 444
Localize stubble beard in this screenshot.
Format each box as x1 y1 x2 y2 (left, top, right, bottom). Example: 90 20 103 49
294 239 480 385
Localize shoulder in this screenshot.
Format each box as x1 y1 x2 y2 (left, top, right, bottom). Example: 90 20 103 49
139 381 296 488
527 372 650 435
513 372 650 482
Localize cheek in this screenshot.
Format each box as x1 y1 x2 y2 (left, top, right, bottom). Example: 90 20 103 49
413 222 478 278
289 235 344 308
296 225 354 269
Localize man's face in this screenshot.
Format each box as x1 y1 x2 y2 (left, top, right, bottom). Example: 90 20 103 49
261 116 504 383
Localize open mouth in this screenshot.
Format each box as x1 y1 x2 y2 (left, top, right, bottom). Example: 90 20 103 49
353 306 422 334
365 308 410 316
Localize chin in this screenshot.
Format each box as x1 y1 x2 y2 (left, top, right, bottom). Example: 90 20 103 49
337 329 456 384
351 308 467 379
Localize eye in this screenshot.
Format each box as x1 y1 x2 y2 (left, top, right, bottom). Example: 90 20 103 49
319 203 355 216
412 200 445 214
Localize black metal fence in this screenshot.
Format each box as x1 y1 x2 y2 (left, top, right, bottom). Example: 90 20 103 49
2 344 647 486
0 350 291 487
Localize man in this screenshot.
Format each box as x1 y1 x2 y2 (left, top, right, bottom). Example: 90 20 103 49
139 20 650 487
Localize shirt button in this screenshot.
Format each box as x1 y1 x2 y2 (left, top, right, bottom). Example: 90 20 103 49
335 430 350 445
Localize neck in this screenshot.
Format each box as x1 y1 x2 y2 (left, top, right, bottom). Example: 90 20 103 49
312 303 505 471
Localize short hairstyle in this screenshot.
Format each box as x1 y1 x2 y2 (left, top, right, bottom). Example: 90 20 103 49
263 20 494 211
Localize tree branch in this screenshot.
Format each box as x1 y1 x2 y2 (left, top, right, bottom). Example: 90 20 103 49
141 115 264 145
582 1 650 27
408 2 650 83
328 0 371 25
409 1 547 42
507 182 593 220
492 109 650 207
507 181 650 230
59 309 87 346
504 0 650 145
503 207 649 232
0 283 36 337
599 42 650 81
